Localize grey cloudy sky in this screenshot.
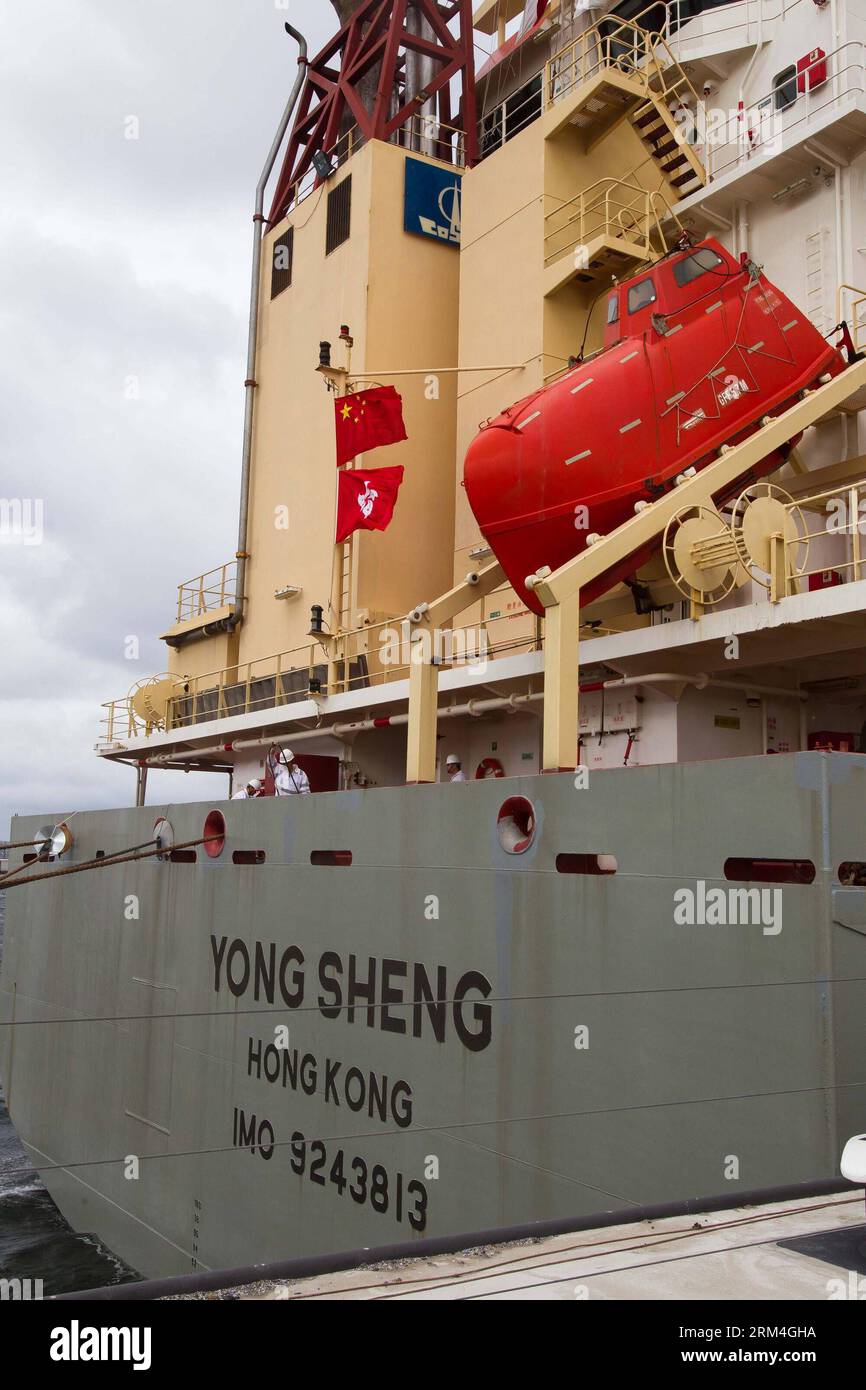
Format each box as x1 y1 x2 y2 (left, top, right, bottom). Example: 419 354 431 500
0 0 341 837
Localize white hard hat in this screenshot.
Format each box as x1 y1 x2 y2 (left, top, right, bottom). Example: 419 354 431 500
281 748 295 762
247 778 263 791
446 753 460 765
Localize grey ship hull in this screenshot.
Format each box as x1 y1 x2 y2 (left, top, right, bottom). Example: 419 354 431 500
1 752 864 1280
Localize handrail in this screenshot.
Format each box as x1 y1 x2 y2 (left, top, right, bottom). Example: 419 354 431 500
176 561 238 623
476 0 812 166
837 284 866 353
281 110 466 215
775 469 866 596
701 42 866 185
97 615 542 746
544 177 681 266
544 6 702 112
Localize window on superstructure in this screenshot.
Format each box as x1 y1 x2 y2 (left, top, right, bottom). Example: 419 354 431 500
326 175 352 255
270 229 294 298
672 248 724 288
606 293 619 324
773 66 797 112
627 277 656 314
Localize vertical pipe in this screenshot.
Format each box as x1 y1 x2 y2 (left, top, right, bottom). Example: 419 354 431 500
232 25 309 631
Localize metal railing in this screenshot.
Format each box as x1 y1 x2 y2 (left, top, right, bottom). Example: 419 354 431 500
543 9 701 110
701 42 866 185
662 0 807 50
475 0 811 161
97 613 542 746
282 111 466 215
837 284 866 354
544 178 681 267
773 471 866 601
176 562 237 623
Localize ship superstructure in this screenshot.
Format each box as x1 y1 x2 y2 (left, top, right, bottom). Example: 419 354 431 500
90 0 866 793
2 0 866 1283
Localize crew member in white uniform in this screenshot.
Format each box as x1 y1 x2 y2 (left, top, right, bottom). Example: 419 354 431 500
232 778 263 800
274 748 311 796
445 754 467 783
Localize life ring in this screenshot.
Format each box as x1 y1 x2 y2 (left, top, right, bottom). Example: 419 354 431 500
475 756 505 780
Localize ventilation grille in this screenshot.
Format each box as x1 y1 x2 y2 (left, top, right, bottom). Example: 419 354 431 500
326 176 351 255
271 229 293 298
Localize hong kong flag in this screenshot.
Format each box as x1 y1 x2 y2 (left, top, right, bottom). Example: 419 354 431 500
334 386 407 467
335 465 405 543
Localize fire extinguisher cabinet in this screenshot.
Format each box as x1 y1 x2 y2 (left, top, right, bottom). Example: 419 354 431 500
797 48 828 93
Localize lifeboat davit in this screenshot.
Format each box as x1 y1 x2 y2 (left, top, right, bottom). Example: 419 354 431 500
464 238 849 614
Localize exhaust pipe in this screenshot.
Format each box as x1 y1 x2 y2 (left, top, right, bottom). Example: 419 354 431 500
232 22 309 631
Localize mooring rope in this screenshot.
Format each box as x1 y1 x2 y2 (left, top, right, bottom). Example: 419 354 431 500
0 836 220 890
0 852 52 887
0 839 158 888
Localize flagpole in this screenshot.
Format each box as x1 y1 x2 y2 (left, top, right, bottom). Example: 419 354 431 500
325 330 408 696
328 333 355 694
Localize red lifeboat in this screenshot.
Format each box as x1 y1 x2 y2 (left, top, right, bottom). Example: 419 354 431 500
464 239 848 614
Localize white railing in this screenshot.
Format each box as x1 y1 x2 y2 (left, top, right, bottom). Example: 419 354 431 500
700 42 866 186
664 0 808 55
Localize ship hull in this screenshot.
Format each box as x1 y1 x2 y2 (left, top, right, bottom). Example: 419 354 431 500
1 751 864 1280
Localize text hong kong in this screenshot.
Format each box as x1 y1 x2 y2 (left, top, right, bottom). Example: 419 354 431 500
211 937 493 1052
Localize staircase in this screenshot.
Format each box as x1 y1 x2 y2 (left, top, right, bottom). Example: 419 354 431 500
631 93 705 199
543 18 707 243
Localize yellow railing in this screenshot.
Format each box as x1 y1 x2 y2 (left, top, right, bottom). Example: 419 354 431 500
772 474 866 601
97 614 543 747
544 9 700 111
176 561 238 623
544 177 681 266
837 284 866 353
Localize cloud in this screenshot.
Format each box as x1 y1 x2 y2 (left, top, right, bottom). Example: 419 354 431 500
0 0 332 836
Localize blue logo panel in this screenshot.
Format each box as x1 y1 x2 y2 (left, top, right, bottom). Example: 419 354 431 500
403 157 461 246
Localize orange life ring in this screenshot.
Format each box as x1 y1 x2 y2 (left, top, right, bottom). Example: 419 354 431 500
475 756 505 780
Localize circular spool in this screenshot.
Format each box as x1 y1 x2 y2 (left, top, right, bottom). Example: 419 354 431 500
662 504 740 604
128 674 182 732
153 816 174 862
34 822 73 859
730 483 808 589
50 822 74 857
34 824 56 856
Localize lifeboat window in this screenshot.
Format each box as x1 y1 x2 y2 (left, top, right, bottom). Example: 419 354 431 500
627 277 657 314
672 248 724 288
773 66 797 112
606 293 619 324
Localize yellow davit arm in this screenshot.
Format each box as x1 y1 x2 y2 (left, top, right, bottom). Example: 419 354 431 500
536 358 866 772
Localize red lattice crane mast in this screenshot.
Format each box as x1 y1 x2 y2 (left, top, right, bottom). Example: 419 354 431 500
268 0 477 224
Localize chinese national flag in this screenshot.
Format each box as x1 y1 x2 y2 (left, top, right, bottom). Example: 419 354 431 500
334 386 407 466
335 465 405 543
